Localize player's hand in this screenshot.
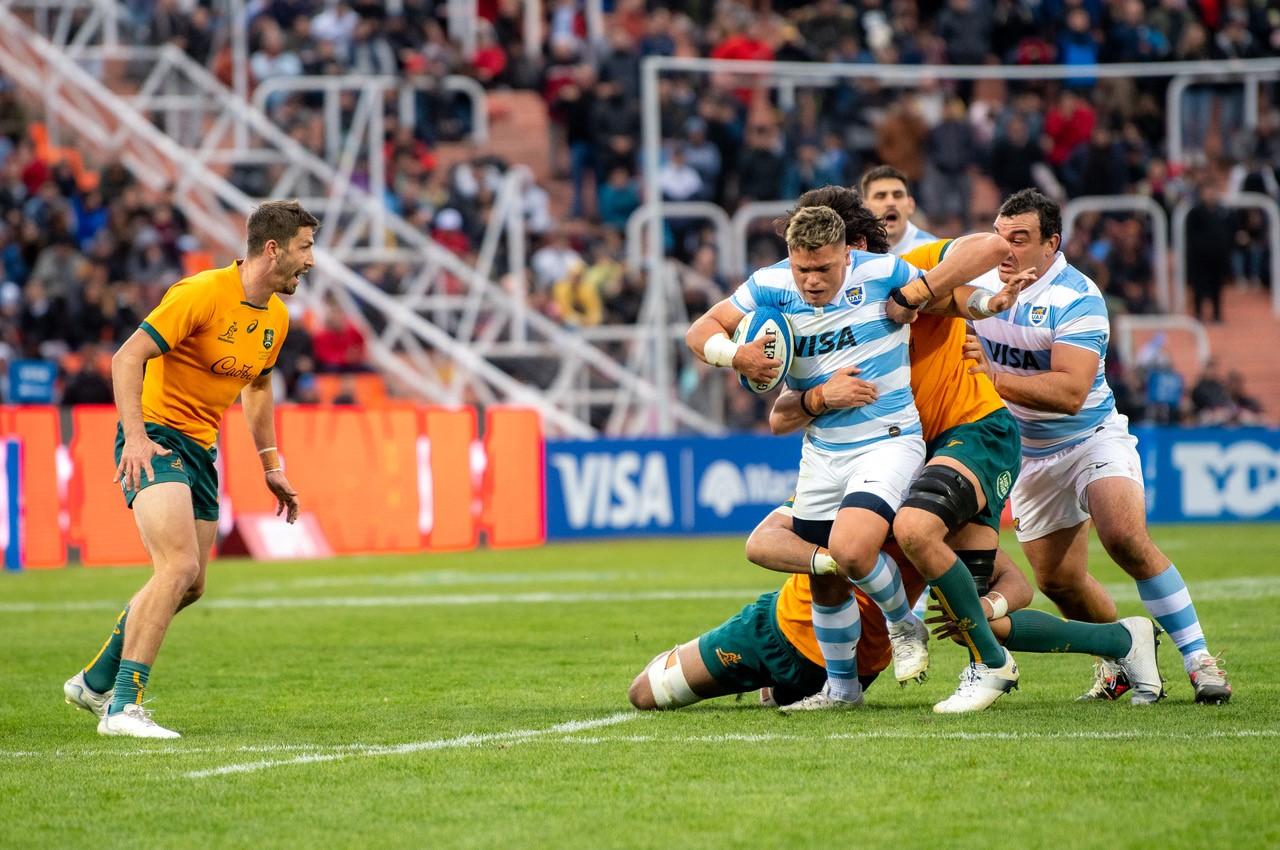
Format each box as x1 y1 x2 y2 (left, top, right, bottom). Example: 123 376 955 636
820 365 878 409
988 268 1038 314
731 335 780 385
963 332 994 381
885 297 921 325
114 434 172 492
265 470 300 524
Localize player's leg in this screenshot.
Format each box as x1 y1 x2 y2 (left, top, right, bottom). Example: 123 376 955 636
1086 475 1230 703
98 483 201 739
1020 521 1117 621
629 640 730 710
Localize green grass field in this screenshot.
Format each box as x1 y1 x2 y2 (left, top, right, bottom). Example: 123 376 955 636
2 526 1277 849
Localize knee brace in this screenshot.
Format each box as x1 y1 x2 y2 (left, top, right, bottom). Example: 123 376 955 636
956 549 997 596
644 648 699 710
902 466 980 533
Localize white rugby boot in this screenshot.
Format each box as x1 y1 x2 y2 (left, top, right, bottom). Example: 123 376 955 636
97 704 180 739
888 615 930 684
778 682 864 712
1116 617 1165 705
933 649 1019 714
1189 655 1232 705
1077 658 1131 701
64 671 112 718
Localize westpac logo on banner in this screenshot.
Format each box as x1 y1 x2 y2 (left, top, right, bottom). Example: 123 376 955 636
696 460 796 518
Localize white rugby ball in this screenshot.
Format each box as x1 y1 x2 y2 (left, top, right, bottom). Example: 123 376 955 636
732 307 794 394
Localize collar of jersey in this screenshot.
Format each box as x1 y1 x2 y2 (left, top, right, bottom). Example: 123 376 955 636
1020 252 1068 301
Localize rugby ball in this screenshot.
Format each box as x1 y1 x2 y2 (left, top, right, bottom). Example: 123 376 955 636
732 307 794 394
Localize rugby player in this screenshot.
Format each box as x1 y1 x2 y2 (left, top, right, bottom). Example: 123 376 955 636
860 166 936 256
63 201 317 738
686 202 1008 710
963 189 1230 703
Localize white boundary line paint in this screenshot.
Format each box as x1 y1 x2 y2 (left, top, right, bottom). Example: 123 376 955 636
551 729 1280 746
184 712 642 779
232 569 630 593
5 576 1280 614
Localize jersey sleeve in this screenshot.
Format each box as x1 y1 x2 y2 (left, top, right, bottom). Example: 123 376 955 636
139 280 214 353
1052 294 1109 356
732 272 757 312
899 239 952 272
260 309 290 376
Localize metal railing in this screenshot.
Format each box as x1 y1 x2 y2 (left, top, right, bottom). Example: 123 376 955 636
1113 314 1211 370
1063 195 1171 312
1171 192 1280 317
6 1 724 436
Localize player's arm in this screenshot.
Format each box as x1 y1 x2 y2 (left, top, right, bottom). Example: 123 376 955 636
965 335 1099 415
929 549 1034 642
744 508 839 575
929 271 1036 319
111 330 173 491
888 234 1010 322
240 370 300 523
768 366 877 435
685 298 778 385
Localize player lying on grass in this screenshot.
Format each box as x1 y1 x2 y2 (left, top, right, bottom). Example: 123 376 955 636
745 507 1163 704
63 201 315 739
686 200 1014 712
627 521 927 711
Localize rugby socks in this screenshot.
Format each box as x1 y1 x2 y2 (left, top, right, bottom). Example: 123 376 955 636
1005 609 1132 659
1136 564 1210 674
82 605 129 694
108 660 151 716
812 596 862 701
850 552 912 624
929 559 1006 667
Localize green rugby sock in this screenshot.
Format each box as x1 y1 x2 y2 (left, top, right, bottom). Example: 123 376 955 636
1006 609 1132 659
83 606 129 694
929 559 1006 667
108 660 151 715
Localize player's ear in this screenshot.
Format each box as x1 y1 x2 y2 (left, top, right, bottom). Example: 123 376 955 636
1046 233 1061 253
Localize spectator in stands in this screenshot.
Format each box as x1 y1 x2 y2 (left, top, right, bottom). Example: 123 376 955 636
1057 8 1101 87
597 166 639 233
1190 358 1234 424
530 230 582 292
311 2 360 56
1227 370 1265 425
923 97 976 232
1145 353 1185 425
736 122 785 204
60 345 113 405
1044 88 1096 169
682 118 722 202
312 296 368 373
250 21 304 99
936 0 993 65
552 259 601 327
989 113 1044 198
1185 181 1234 323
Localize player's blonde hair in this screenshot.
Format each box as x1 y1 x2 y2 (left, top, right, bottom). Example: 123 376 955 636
785 205 846 253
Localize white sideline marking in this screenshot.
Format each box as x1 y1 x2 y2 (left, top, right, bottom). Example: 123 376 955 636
184 712 641 779
0 589 760 613
6 575 1280 615
233 569 626 593
552 729 1280 745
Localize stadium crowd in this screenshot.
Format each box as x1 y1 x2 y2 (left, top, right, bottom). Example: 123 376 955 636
0 0 1276 421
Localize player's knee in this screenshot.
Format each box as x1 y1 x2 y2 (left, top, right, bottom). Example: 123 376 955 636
892 508 936 559
159 559 201 596
1036 571 1081 602
829 540 874 579
627 674 658 711
181 577 206 607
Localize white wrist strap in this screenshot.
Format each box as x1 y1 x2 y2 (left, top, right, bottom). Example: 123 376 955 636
703 333 740 368
984 591 1008 620
966 289 998 319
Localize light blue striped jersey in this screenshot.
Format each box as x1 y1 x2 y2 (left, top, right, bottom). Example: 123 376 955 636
730 251 924 453
970 253 1116 459
891 221 937 256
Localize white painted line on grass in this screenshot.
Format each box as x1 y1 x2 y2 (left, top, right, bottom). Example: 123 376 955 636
0 589 761 614
553 729 1280 745
7 575 1280 614
185 712 642 779
233 569 628 593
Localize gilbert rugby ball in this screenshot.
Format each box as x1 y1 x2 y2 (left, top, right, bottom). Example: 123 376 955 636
732 307 794 394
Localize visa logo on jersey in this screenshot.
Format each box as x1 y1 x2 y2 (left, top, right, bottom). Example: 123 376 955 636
1171 442 1280 518
549 451 675 531
793 327 857 358
986 342 1047 370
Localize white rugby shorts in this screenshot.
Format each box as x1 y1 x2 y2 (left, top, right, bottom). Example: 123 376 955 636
791 435 926 521
1010 414 1144 542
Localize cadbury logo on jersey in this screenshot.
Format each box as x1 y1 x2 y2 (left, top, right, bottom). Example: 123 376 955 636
793 327 858 358
987 342 1047 370
209 356 257 381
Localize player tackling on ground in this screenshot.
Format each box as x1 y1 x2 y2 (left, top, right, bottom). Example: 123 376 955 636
964 189 1230 703
63 201 316 737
